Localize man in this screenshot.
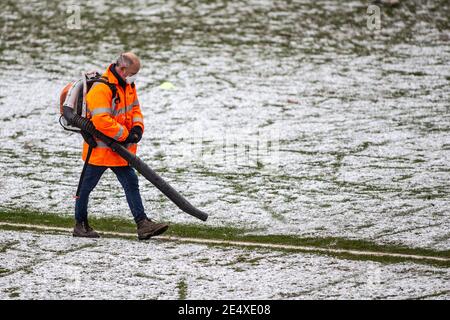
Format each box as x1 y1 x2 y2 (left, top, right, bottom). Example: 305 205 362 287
73 52 169 240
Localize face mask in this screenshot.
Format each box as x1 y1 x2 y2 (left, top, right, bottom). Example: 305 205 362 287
126 73 138 84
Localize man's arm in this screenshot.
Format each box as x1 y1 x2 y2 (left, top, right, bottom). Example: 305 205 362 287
130 92 144 133
86 83 129 142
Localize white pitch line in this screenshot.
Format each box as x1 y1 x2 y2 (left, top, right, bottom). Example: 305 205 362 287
0 222 449 263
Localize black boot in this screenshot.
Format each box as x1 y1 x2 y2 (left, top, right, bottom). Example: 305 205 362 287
73 220 100 238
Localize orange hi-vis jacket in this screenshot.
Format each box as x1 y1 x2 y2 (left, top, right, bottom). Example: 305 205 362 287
82 64 144 166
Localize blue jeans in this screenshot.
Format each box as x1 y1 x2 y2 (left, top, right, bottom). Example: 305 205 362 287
75 164 147 223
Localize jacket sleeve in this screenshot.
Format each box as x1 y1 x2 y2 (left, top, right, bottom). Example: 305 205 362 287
131 91 144 133
86 83 128 142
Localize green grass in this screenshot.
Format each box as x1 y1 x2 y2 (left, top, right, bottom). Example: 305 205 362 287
177 279 188 300
4 287 20 299
0 209 449 267
0 267 10 274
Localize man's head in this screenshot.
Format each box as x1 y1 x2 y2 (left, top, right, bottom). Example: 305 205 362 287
115 52 141 84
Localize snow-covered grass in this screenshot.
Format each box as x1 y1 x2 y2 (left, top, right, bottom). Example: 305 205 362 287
0 0 449 299
0 229 449 300
1 0 449 249
0 209 449 267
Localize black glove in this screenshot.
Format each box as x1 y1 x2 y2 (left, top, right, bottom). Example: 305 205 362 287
80 130 97 148
123 126 143 144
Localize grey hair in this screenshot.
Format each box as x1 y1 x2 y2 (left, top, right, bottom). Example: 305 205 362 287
116 54 133 68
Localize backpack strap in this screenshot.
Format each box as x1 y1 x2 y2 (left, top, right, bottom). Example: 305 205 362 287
100 76 120 105
80 76 120 148
86 77 119 105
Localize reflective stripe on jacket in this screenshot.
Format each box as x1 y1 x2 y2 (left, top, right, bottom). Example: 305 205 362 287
82 64 145 166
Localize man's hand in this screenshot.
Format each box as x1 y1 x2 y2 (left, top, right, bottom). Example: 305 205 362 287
122 126 143 144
